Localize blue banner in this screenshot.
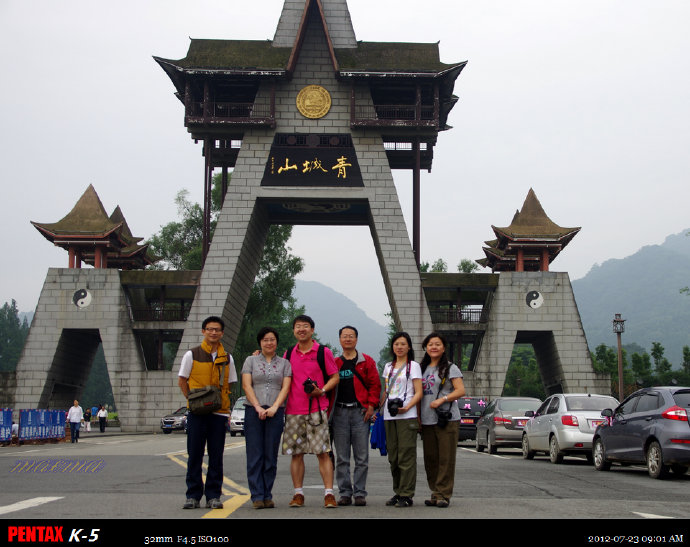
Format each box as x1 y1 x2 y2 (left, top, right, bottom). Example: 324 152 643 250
0 409 11 442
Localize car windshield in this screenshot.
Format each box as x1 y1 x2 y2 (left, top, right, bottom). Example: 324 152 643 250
233 397 247 411
459 398 487 416
565 396 618 411
673 390 690 407
498 399 539 413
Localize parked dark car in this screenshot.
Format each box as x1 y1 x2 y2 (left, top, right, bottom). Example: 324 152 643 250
457 396 488 443
160 406 188 434
475 397 542 454
592 386 690 479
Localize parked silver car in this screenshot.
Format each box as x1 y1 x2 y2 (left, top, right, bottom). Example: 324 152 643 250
475 397 542 454
522 393 618 463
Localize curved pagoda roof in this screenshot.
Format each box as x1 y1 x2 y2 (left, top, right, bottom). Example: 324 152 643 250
153 0 466 130
478 188 581 272
31 185 157 270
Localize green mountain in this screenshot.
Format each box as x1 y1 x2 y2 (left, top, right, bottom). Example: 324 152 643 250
572 229 690 366
293 280 389 360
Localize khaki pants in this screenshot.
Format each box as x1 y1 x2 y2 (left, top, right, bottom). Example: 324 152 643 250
384 418 418 498
421 421 460 502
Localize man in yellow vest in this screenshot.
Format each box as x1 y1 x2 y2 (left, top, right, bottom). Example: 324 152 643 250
178 316 237 509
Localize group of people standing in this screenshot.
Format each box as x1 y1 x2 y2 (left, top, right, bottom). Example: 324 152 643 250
66 401 110 442
177 314 466 511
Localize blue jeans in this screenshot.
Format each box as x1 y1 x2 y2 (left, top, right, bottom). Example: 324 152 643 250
333 405 370 498
185 412 227 502
69 422 80 443
244 406 285 502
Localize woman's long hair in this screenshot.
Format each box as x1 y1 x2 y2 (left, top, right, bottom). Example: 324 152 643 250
390 331 414 363
420 332 450 379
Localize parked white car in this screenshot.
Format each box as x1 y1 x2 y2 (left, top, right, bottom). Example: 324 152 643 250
522 393 618 463
229 396 246 437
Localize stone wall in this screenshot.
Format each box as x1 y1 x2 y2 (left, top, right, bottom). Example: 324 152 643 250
465 271 609 399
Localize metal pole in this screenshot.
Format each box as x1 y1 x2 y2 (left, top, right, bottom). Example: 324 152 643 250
616 330 624 400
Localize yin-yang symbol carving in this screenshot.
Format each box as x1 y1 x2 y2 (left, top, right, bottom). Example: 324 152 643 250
73 289 92 309
526 290 543 309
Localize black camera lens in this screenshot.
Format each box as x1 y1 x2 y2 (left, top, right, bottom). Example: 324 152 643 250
303 378 315 394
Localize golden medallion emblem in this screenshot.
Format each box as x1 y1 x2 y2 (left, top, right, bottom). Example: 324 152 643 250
296 85 332 119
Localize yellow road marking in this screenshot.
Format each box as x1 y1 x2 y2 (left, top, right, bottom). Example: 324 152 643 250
167 451 249 517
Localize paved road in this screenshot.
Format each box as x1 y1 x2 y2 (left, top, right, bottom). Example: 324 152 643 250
1 432 688 541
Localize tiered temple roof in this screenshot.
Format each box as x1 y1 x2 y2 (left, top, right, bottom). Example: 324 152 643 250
31 185 157 270
478 188 580 272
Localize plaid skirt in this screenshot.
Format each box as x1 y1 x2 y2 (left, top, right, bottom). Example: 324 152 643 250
282 410 331 455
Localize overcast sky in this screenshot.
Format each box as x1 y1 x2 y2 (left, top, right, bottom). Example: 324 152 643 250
1 0 688 326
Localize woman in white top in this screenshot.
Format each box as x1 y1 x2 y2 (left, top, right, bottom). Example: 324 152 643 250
420 332 466 508
381 332 422 508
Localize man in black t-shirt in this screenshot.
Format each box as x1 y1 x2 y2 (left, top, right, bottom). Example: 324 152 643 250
331 326 381 506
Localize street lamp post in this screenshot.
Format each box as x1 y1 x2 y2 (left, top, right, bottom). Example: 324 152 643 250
612 313 626 400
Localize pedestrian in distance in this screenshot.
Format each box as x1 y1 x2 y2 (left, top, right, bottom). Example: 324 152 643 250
420 332 466 508
332 325 381 507
97 405 108 433
241 326 292 509
177 316 236 510
66 400 84 443
381 332 423 508
83 407 91 433
282 315 339 508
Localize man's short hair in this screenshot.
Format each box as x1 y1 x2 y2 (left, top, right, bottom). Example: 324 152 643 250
339 325 358 338
202 316 225 331
292 314 315 329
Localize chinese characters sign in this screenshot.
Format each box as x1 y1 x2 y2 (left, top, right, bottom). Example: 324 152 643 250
262 134 363 187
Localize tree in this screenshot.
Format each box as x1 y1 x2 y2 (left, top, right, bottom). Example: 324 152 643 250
650 341 672 377
631 351 654 387
420 258 447 273
503 345 545 399
0 300 30 372
458 258 479 273
148 189 206 270
683 346 690 375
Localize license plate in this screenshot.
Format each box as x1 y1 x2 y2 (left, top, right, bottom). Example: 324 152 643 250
515 419 528 427
461 418 474 424
590 419 604 427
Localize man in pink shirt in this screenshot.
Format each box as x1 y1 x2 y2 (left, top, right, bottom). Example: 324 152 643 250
282 315 339 508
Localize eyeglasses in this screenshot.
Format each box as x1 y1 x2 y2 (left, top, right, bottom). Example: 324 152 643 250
204 327 223 333
340 335 357 340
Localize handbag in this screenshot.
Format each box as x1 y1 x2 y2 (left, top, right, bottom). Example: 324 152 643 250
188 362 227 415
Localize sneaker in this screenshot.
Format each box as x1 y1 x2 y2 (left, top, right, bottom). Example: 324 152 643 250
324 494 338 508
395 496 413 508
338 496 352 506
206 498 223 509
183 498 200 509
289 493 305 507
385 494 400 506
354 496 367 506
263 499 275 509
